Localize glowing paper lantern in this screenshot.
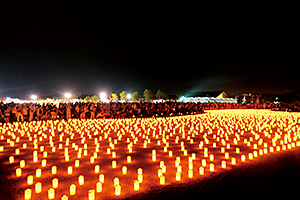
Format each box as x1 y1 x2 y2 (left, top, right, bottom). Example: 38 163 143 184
52 178 58 188
127 156 131 163
70 184 76 195
51 166 57 174
122 166 127 175
241 155 246 162
176 172 181 181
160 175 165 185
35 182 42 193
27 175 33 185
221 160 226 168
24 188 31 200
79 175 84 185
188 169 193 178
209 163 214 172
99 174 105 183
199 167 204 175
134 180 139 191
112 160 117 168
90 156 94 163
231 157 236 165
75 160 80 167
96 182 102 193
20 160 25 168
61 195 68 200
16 168 22 177
67 166 73 175
48 188 55 199
36 169 41 178
88 189 95 200
115 184 121 196
9 156 14 163
138 174 143 183
202 159 207 167
42 159 47 167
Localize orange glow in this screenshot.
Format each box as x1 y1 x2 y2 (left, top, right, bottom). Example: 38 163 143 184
35 182 42 193
88 189 95 200
51 166 57 174
99 174 105 183
36 168 41 178
209 163 214 172
24 188 31 200
199 167 204 175
70 184 76 195
134 180 139 191
122 166 127 175
9 156 14 163
1 109 300 199
16 168 22 177
115 184 121 196
160 175 165 184
52 178 58 188
96 181 102 193
78 175 84 185
176 172 181 181
48 188 55 199
67 166 73 175
27 175 33 185
112 160 117 168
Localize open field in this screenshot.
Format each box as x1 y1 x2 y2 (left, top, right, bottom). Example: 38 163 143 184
1 109 300 199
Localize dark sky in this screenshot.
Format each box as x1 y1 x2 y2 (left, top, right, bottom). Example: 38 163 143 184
0 2 298 98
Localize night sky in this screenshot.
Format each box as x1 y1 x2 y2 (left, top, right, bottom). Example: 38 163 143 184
0 2 297 99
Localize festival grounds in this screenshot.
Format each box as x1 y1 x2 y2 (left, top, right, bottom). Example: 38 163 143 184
1 109 300 199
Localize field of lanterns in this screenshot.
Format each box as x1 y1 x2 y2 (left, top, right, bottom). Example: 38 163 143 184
1 109 300 200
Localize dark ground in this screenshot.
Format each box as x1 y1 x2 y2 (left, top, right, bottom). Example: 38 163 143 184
1 146 300 200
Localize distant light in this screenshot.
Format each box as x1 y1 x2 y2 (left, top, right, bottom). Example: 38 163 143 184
65 93 71 99
31 95 37 100
100 92 107 101
127 94 131 99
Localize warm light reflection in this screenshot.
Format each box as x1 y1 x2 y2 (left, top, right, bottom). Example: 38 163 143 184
0 109 300 199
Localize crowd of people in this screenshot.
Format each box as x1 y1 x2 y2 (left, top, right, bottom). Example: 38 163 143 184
0 101 299 123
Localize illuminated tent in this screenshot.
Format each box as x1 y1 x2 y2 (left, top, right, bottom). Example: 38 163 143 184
179 91 237 103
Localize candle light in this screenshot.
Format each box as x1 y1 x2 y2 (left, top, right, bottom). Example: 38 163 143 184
24 188 31 200
99 174 105 183
112 160 117 168
48 188 55 199
20 160 25 168
36 168 41 178
75 160 80 167
42 159 47 167
115 184 121 196
52 178 58 188
9 156 14 163
176 172 181 181
51 166 57 174
96 182 102 193
95 165 100 173
16 168 22 177
127 156 131 163
67 166 73 175
134 180 139 191
70 184 76 195
221 160 226 168
160 175 165 185
188 169 193 178
88 189 95 200
199 167 204 175
122 166 127 175
35 182 42 193
27 175 33 185
138 174 143 183
78 175 84 185
209 163 214 172
231 157 236 165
